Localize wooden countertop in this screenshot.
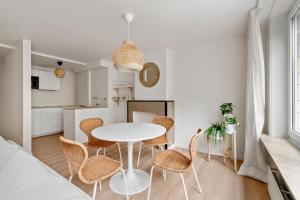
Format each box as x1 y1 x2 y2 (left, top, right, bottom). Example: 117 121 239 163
260 134 300 199
127 100 175 102
32 105 106 110
63 106 105 110
32 105 73 109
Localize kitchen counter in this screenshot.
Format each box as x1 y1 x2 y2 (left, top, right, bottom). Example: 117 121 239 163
32 105 72 109
32 105 106 109
63 106 106 110
31 105 107 137
63 106 114 143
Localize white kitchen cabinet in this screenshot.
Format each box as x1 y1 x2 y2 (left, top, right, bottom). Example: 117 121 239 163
42 119 62 133
39 71 60 91
41 108 63 120
32 109 43 136
32 107 63 137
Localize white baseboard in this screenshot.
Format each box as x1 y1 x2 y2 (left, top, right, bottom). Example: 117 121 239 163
173 142 244 160
32 131 62 138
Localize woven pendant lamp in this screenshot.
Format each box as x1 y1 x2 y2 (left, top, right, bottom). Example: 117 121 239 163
54 61 65 78
113 13 144 72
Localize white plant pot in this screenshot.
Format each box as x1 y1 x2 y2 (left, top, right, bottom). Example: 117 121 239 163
207 131 224 143
216 133 222 141
225 124 235 134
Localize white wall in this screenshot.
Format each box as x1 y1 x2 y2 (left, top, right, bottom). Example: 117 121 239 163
32 68 76 106
0 40 31 151
91 67 108 107
111 66 135 122
268 14 289 137
135 49 167 100
111 87 131 122
76 70 91 106
167 38 247 158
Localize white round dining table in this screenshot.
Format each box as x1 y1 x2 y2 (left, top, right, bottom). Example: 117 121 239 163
92 122 166 196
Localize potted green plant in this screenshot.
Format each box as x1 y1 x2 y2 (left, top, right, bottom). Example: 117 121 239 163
220 103 234 115
205 121 226 143
223 115 240 134
220 103 239 134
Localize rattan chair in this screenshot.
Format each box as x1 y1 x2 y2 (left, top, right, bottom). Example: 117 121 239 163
59 136 129 200
136 116 174 169
80 118 122 163
147 129 203 200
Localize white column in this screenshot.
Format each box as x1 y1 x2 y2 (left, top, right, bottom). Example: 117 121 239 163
127 141 133 174
22 39 32 152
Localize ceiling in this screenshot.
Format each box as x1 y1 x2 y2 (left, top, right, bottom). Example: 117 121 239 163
271 0 296 17
0 0 257 63
31 53 86 71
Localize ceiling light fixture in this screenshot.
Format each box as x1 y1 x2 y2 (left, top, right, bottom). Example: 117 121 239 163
113 13 144 73
54 61 65 78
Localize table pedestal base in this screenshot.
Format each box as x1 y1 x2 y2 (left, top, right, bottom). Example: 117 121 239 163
109 169 150 195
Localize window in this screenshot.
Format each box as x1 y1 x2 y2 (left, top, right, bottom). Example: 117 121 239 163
290 3 300 146
291 12 300 133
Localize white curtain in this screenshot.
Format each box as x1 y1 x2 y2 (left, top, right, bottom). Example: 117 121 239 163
238 8 267 183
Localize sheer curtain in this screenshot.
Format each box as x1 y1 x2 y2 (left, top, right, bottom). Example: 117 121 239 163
238 8 267 182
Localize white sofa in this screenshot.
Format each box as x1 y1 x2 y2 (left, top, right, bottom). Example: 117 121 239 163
0 136 92 200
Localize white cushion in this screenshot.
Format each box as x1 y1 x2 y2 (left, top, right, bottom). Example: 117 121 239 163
30 177 90 200
0 136 18 169
0 137 92 200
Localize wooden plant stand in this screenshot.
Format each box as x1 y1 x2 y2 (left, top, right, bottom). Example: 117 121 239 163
207 131 237 172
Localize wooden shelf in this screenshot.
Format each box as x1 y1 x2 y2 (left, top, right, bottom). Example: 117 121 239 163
207 132 237 172
112 82 135 107
113 86 134 89
112 82 134 89
112 98 130 101
112 97 134 107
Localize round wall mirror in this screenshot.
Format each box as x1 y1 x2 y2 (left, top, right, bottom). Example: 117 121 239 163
139 62 160 88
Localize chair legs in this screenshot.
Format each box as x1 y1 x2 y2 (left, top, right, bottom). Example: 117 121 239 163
159 146 167 181
159 146 164 151
151 146 154 158
148 166 201 200
92 182 98 200
137 142 142 168
92 171 127 200
116 143 123 163
96 144 122 163
147 166 156 200
120 169 129 200
137 144 166 180
162 169 167 182
192 164 202 193
68 176 73 182
137 143 160 168
180 173 189 200
96 148 106 156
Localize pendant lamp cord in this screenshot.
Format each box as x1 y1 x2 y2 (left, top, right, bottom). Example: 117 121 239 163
127 21 130 41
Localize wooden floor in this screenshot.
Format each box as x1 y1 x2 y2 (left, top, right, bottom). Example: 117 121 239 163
32 133 270 200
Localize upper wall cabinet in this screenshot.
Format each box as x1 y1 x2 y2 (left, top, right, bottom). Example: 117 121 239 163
112 68 134 84
38 70 60 91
